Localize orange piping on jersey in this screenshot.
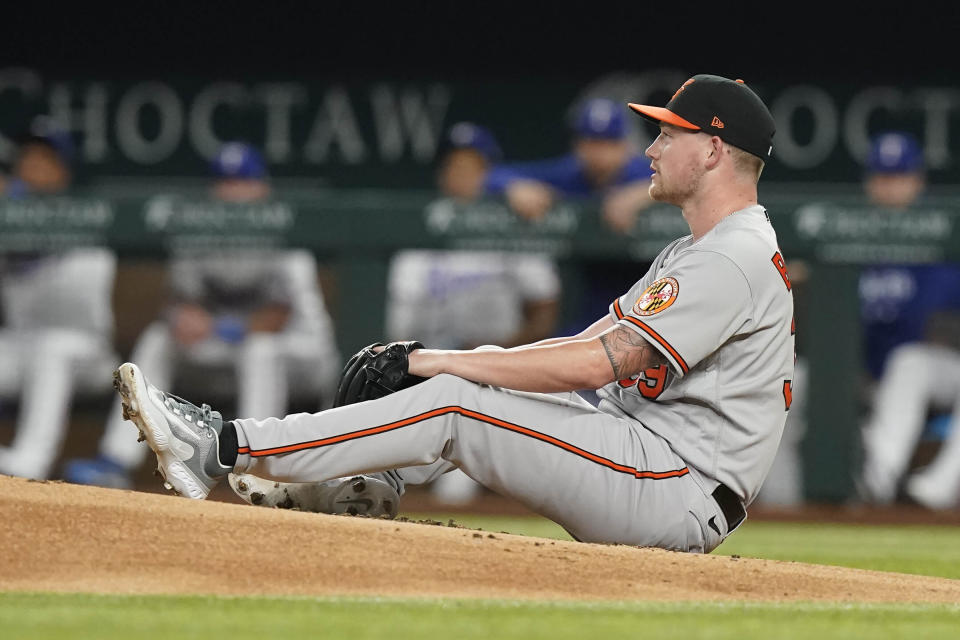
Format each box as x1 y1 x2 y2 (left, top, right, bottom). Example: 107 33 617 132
245 406 690 481
620 316 690 374
613 298 625 319
238 446 250 455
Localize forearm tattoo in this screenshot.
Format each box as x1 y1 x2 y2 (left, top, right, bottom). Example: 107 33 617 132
598 326 666 379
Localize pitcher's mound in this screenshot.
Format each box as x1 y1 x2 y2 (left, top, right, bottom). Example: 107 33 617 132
2 475 958 603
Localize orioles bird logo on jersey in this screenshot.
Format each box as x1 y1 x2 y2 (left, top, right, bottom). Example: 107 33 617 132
633 277 679 316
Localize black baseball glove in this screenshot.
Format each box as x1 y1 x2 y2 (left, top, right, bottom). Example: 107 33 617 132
333 341 426 407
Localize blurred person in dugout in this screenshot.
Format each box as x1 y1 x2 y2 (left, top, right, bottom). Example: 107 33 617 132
0 116 119 479
64 142 341 488
856 132 960 510
484 97 653 231
386 122 561 505
485 98 655 329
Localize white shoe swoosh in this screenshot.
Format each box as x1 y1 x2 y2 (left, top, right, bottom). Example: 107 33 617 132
171 437 195 460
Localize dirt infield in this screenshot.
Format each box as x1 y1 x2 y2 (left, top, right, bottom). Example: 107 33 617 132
2 475 959 604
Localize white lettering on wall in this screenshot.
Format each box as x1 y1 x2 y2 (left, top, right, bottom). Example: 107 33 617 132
771 85 839 169
115 82 184 164
370 84 451 162
0 68 958 174
842 87 903 166
304 86 367 164
49 82 109 162
257 83 306 163
915 88 959 169
189 82 250 159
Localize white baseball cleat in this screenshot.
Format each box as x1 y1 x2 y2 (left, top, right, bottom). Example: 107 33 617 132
114 362 231 499
228 472 400 518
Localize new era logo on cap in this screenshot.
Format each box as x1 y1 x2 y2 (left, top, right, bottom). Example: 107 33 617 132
627 74 776 160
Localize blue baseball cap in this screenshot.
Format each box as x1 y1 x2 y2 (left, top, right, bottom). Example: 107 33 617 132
574 98 627 140
210 142 267 179
867 132 924 174
445 122 502 163
21 116 75 166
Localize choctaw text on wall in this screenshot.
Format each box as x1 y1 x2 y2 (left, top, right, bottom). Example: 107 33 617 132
1 67 957 184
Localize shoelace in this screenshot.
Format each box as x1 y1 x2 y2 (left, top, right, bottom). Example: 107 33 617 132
162 393 217 434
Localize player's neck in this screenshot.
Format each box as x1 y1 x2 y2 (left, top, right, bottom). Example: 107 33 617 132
681 185 758 241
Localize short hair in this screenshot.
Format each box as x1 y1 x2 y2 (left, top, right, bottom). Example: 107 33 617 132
728 144 765 183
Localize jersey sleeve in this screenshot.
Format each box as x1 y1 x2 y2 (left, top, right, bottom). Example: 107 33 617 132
613 250 753 377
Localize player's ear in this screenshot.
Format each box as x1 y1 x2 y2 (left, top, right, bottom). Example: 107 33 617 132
704 136 724 170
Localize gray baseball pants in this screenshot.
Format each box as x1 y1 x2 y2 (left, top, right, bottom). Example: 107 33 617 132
232 373 733 552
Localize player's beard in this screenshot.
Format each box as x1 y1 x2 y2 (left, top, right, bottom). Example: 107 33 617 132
649 165 703 206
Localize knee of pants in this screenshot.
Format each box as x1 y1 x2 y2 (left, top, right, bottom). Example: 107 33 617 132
415 373 481 401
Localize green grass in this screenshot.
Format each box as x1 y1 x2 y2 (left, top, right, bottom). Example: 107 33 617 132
406 512 960 580
1 593 958 640
717 521 960 579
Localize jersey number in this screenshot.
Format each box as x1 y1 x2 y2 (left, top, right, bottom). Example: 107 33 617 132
619 365 668 400
783 380 793 411
771 251 792 291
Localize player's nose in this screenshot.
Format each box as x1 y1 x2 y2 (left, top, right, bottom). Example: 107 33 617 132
644 134 662 160
645 140 658 160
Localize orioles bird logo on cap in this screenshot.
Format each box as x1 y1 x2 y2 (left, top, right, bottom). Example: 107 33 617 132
671 79 695 102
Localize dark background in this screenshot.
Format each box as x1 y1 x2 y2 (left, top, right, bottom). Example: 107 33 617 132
3 4 958 188
4 3 955 83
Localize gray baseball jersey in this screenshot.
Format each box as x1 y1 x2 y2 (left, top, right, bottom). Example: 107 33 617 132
229 204 793 552
598 204 795 506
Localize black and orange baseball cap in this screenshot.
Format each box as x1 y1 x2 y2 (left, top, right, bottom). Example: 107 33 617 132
628 75 776 160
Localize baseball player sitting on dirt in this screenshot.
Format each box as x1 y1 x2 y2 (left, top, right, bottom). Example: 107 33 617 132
115 75 794 553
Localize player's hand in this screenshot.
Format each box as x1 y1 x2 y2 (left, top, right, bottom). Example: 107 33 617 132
171 303 214 345
602 182 653 234
247 303 291 333
506 180 554 221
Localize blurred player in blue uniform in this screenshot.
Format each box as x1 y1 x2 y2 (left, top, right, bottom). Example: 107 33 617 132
485 97 653 231
857 132 960 509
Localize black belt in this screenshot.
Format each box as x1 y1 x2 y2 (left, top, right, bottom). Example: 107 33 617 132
712 483 746 532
